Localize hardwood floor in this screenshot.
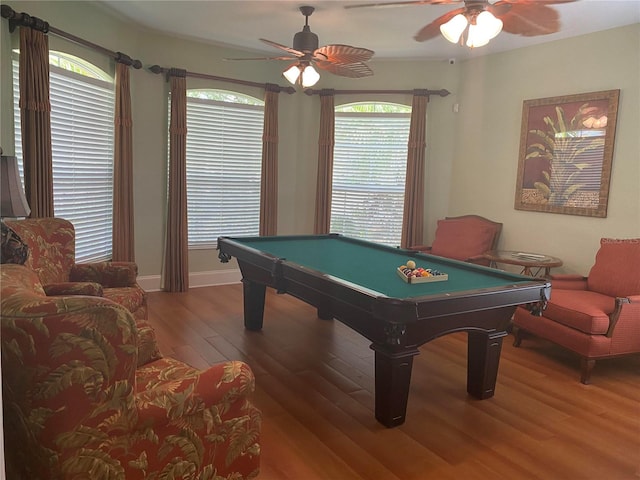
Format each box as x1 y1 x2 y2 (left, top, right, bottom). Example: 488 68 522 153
147 284 640 480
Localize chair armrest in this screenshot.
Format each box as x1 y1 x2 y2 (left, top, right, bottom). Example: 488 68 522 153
550 274 588 290
135 359 256 429
43 281 104 297
132 359 260 476
607 295 640 338
71 261 138 287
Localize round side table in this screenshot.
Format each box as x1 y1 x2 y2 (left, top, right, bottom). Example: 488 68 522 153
482 250 563 277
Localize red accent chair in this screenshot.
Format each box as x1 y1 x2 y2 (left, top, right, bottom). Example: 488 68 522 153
1 263 261 479
513 238 640 384
5 217 147 320
409 215 503 266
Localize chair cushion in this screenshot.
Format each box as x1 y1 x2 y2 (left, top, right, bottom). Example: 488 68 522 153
4 218 76 284
543 289 616 335
43 281 104 297
588 238 640 298
103 286 146 316
430 219 495 261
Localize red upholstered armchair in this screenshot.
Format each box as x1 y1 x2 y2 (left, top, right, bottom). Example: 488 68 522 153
5 217 147 320
409 215 502 266
1 263 261 479
513 238 640 384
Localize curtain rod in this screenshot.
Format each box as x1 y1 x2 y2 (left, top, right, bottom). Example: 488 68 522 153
1 4 142 69
149 65 296 95
304 88 451 97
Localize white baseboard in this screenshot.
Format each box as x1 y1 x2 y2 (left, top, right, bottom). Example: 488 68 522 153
138 268 242 292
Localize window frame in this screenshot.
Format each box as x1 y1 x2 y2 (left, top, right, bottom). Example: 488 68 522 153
182 89 265 249
12 50 115 262
330 101 411 246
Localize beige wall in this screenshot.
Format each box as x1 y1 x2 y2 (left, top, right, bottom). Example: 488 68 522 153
1 1 638 282
450 25 640 274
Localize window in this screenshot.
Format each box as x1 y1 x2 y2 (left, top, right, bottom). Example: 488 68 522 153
183 89 264 248
13 51 115 262
331 102 411 246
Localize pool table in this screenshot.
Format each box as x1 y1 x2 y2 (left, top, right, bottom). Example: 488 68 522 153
218 234 550 427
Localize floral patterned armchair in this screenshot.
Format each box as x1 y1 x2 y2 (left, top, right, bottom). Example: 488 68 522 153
1 264 261 479
4 217 147 320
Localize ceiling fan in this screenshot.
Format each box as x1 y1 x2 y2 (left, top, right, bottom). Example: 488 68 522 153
345 0 576 48
226 6 374 87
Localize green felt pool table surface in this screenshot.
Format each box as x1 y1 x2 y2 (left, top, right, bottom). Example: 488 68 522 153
233 234 534 299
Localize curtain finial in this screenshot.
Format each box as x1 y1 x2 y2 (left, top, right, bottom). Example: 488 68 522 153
1 6 49 33
115 52 142 70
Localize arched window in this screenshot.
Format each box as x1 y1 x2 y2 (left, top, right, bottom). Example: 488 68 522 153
331 102 411 246
13 51 115 261
184 89 264 247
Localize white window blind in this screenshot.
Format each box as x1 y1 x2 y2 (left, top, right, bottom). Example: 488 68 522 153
184 91 264 248
331 104 411 246
12 53 115 262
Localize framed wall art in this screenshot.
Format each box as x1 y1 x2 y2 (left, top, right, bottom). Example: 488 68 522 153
514 89 620 217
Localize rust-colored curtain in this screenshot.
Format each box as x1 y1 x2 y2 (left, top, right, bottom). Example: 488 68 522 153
112 62 135 261
163 71 189 292
313 90 335 234
19 27 53 218
259 85 279 236
401 90 429 248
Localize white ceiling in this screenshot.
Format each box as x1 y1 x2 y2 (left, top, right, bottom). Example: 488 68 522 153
99 0 640 61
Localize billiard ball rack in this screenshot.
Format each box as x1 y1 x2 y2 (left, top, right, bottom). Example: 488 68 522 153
396 266 448 284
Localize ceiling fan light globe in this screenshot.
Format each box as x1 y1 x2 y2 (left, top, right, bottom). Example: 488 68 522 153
440 14 468 44
466 23 491 48
301 65 320 87
283 64 301 84
475 11 503 40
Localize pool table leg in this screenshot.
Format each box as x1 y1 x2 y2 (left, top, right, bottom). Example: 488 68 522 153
371 344 420 427
242 279 266 331
466 330 507 399
317 305 333 320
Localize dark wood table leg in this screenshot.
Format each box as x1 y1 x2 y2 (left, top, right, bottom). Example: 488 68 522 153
242 279 266 331
317 305 333 320
370 344 420 427
466 330 507 399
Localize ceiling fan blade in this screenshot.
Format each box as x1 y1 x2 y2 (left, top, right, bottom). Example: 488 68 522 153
224 56 296 61
494 3 562 36
260 38 304 57
487 2 512 17
315 61 374 78
345 0 461 9
413 7 465 42
500 0 576 4
313 44 375 64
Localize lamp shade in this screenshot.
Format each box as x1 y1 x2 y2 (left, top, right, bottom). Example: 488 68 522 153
283 63 320 88
301 65 320 88
466 11 503 48
475 11 503 40
440 14 468 44
440 10 503 48
0 155 31 218
283 64 302 84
